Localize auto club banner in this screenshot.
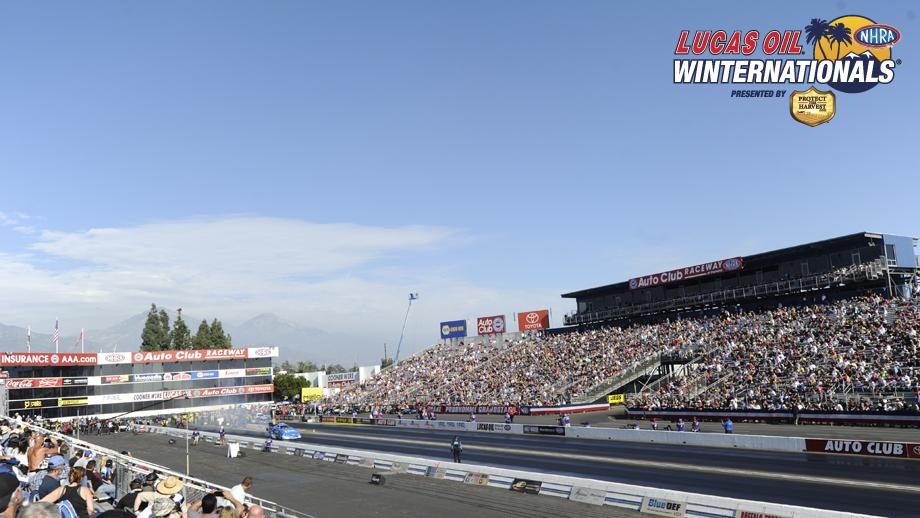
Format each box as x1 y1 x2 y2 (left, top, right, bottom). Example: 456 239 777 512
628 257 744 290
517 310 549 332
476 315 506 335
439 320 468 340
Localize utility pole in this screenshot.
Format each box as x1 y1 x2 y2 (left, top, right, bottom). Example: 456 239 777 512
394 293 418 365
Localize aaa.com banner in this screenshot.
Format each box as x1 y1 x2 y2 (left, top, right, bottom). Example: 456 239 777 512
439 320 467 340
628 257 744 290
477 315 506 335
0 353 97 367
517 310 549 332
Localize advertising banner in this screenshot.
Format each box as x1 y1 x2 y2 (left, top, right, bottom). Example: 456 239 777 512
641 497 686 517
96 352 133 365
327 372 358 386
523 425 565 436
735 512 791 518
132 348 248 364
62 377 89 386
607 394 625 405
245 367 272 376
805 438 920 459
474 422 518 434
0 353 97 367
132 373 164 383
58 398 89 407
221 369 246 378
301 387 323 401
439 320 468 340
245 347 279 359
162 372 192 382
509 479 542 494
517 310 549 332
476 315 506 335
102 375 130 385
629 257 744 290
5 377 63 389
192 370 219 380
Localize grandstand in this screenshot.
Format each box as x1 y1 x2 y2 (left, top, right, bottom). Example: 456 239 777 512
329 232 919 416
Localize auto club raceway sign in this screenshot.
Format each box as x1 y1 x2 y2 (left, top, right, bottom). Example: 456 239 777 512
806 438 920 459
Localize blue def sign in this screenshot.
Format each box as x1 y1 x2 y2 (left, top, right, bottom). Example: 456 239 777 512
440 320 467 339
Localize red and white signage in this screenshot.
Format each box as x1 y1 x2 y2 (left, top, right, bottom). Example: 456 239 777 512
477 315 506 335
805 438 920 459
5 377 63 389
132 348 248 363
517 310 549 332
629 257 744 290
0 353 98 367
327 372 358 386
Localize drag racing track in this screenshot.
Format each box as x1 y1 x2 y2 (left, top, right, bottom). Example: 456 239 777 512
221 421 920 517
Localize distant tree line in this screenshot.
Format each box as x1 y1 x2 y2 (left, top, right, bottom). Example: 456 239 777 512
140 304 232 351
276 360 355 374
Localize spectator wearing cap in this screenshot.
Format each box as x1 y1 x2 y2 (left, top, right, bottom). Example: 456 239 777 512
37 455 67 499
0 472 24 518
135 476 184 515
40 466 94 518
148 497 181 518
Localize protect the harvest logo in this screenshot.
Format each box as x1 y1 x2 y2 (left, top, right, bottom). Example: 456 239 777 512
673 15 900 126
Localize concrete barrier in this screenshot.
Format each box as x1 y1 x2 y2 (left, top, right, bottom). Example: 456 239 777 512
564 426 805 453
147 425 875 518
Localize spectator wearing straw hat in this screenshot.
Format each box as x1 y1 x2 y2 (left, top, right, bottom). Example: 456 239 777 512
134 476 184 515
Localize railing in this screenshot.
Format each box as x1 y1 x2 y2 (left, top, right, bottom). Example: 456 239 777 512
12 418 314 518
570 355 663 404
565 260 887 325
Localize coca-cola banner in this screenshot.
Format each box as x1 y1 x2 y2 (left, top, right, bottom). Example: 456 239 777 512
5 377 63 389
628 257 744 290
476 315 506 335
517 310 549 332
0 353 97 367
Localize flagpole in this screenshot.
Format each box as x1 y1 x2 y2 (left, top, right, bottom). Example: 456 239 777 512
81 328 85 353
27 326 31 353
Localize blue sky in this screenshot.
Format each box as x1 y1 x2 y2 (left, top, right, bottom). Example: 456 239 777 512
0 2 917 361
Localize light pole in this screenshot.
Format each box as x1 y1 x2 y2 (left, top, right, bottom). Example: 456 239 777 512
185 410 190 477
394 292 418 365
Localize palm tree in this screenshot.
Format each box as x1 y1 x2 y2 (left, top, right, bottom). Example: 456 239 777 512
827 23 853 60
804 18 831 59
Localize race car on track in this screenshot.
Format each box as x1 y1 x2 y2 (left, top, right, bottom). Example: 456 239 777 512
267 422 302 440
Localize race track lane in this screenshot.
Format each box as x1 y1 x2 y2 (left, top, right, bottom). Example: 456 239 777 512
240 422 920 517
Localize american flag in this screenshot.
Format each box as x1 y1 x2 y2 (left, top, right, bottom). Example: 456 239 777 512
74 328 84 350
51 319 60 347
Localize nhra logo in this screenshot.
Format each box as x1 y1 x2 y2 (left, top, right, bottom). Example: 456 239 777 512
723 258 743 271
807 15 898 94
104 353 127 362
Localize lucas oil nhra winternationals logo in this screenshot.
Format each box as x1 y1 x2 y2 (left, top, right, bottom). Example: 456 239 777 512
673 15 900 126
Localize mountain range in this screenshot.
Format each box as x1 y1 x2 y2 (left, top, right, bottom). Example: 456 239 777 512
0 310 366 365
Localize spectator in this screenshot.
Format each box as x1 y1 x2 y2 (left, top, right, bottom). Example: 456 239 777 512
134 476 183 514
19 501 61 518
41 466 94 518
115 479 143 511
37 455 68 499
0 473 24 518
723 418 734 434
230 477 252 505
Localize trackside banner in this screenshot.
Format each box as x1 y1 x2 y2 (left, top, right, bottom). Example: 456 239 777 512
805 438 920 459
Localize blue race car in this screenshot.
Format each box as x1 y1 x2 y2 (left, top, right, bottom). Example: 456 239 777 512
267 422 302 440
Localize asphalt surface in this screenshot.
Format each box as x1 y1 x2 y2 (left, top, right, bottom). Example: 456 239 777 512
260 421 920 518
90 431 641 518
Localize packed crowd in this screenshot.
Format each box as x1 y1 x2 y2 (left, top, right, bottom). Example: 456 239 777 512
327 295 920 413
0 417 263 518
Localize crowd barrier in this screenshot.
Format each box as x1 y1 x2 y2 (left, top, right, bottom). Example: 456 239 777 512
147 425 877 518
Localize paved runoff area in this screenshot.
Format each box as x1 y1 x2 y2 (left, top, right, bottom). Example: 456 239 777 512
92 431 642 518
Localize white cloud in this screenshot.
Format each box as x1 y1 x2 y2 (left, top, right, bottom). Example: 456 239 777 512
0 216 567 359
